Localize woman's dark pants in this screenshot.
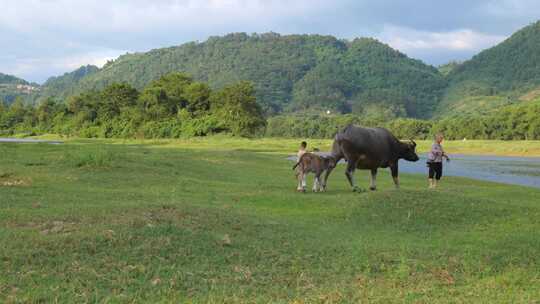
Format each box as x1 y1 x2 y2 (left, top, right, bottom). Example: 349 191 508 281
428 162 443 180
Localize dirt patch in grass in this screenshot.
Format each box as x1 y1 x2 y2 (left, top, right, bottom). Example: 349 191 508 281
0 172 31 187
39 221 78 235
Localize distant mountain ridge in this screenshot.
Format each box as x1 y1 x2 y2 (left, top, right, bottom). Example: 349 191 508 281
0 72 39 104
40 65 99 98
437 20 540 116
32 33 447 118
4 20 540 119
0 72 28 85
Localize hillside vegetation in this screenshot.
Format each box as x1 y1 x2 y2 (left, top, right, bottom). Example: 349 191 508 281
0 73 36 105
40 65 99 99
0 73 28 85
0 73 266 138
2 73 540 140
438 21 540 116
34 33 446 118
271 96 540 140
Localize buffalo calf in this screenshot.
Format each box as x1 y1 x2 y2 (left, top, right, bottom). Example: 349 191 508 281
293 153 336 192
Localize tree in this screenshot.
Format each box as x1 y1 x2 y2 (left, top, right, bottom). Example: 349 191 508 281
182 82 211 116
66 91 100 128
211 81 266 136
0 101 6 130
137 87 170 120
5 97 27 127
36 98 57 126
144 73 193 115
99 83 139 119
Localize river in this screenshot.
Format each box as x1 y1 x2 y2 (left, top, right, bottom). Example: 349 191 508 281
0 138 63 144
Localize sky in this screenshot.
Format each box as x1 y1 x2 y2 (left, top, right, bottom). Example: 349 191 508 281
1 0 539 83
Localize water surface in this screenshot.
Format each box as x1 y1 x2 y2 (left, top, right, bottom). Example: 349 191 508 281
0 138 63 144
400 154 540 188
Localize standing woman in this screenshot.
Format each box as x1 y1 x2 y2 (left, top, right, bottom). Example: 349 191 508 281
427 134 450 188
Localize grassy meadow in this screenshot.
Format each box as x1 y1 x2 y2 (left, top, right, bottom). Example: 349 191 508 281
1 137 540 303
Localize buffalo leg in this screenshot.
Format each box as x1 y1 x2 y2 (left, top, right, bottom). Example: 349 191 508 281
370 169 378 191
390 164 399 189
345 159 363 192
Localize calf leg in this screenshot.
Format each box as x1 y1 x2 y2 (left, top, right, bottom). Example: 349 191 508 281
301 173 307 192
321 167 333 191
313 174 321 192
370 169 378 191
390 164 399 189
296 170 304 191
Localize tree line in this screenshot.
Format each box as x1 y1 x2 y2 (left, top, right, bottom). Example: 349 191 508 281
0 73 266 138
267 100 540 140
1 71 540 140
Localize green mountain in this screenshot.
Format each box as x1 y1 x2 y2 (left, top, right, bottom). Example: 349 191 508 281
0 73 28 85
437 21 540 116
0 73 40 104
437 61 461 77
37 33 446 118
41 65 99 98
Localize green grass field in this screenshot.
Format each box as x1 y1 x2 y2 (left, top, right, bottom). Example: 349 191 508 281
1 138 540 303
28 134 540 157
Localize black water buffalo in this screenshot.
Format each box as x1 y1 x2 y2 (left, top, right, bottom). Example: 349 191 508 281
324 125 419 192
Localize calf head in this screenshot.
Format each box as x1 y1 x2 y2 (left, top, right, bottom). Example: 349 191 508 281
400 140 419 162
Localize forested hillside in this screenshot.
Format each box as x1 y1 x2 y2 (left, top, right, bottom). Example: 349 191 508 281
0 73 39 104
35 33 446 118
437 62 461 76
40 65 99 99
438 21 540 116
0 73 28 85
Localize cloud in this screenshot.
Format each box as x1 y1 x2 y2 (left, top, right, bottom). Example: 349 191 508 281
2 48 125 83
378 25 507 64
0 0 331 33
0 0 538 82
380 26 506 51
485 0 540 19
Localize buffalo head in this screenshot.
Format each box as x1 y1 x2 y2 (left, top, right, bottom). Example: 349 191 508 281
401 140 419 162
